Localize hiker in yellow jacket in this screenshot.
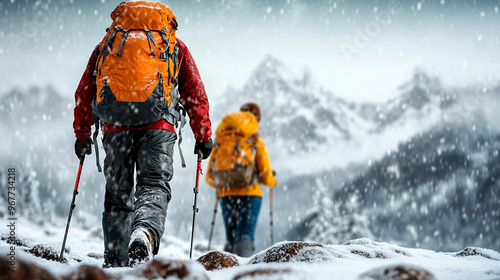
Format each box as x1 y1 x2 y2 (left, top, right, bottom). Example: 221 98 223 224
206 103 277 257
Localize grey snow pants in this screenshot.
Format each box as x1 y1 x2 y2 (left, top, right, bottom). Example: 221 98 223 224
102 129 176 266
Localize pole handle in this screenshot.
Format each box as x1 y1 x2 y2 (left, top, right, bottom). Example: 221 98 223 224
74 157 85 191
197 150 203 162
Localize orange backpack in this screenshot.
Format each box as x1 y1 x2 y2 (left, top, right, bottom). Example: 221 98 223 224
92 1 182 126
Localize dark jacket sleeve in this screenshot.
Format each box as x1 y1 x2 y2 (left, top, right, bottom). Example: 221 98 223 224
73 45 99 141
177 38 212 142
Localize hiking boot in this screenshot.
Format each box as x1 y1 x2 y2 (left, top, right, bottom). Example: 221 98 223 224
102 250 128 268
102 261 119 269
128 228 153 266
223 242 234 253
233 239 255 257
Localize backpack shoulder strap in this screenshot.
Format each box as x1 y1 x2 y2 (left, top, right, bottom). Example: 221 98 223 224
250 134 260 185
159 40 187 168
92 119 102 172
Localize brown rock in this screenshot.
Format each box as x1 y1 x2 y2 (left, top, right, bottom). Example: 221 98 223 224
63 265 118 280
0 256 58 280
233 268 293 280
87 253 103 260
249 242 333 264
360 264 436 280
26 244 64 263
140 259 209 280
455 247 500 260
1 236 29 248
350 249 387 259
197 251 239 271
393 249 412 257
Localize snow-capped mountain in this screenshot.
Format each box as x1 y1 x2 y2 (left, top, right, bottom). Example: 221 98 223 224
292 123 500 251
213 56 500 175
353 70 445 131
340 124 500 251
213 55 362 152
0 85 72 123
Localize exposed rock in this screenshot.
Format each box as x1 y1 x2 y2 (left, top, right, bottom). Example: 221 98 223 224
87 253 103 260
360 264 435 280
249 241 338 264
392 249 412 257
139 259 209 280
0 256 58 280
197 251 239 271
454 247 500 261
1 235 30 248
350 249 387 259
63 265 118 280
233 268 294 280
26 244 65 263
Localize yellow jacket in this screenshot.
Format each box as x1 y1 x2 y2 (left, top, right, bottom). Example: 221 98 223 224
206 111 277 198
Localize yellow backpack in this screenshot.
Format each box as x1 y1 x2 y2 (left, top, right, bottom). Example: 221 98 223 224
211 112 259 188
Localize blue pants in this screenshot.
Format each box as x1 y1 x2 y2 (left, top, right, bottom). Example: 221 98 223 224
220 196 262 244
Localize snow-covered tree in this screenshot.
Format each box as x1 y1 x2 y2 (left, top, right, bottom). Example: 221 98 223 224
305 179 373 245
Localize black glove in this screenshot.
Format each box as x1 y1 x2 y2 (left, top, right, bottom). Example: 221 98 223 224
194 138 213 160
75 138 93 160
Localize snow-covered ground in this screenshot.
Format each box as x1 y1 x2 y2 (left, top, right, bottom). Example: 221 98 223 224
1 216 499 279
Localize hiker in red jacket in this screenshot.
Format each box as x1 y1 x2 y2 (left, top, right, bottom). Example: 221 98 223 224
72 1 212 267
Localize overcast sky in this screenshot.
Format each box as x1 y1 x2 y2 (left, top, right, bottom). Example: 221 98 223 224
0 0 499 102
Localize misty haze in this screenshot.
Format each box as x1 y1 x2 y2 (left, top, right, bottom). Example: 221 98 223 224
0 0 499 279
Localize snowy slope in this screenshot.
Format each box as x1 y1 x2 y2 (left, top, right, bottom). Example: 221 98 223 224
1 217 499 280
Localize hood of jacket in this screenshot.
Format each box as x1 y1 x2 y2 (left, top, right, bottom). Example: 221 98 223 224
215 111 259 141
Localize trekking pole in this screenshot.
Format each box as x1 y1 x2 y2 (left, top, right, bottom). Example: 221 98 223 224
269 188 274 245
207 192 219 251
189 151 203 259
60 156 85 262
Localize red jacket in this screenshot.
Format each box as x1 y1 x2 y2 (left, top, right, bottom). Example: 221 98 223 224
73 38 212 142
